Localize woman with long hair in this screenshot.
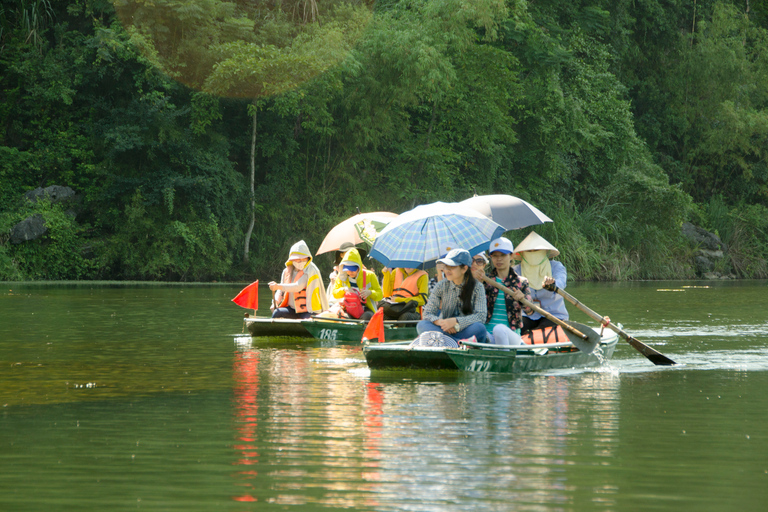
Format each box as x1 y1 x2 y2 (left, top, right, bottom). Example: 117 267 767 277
415 248 487 343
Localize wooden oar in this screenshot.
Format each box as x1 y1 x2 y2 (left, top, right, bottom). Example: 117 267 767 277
477 275 598 354
545 284 676 366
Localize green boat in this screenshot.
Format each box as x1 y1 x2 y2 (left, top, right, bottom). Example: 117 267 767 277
363 341 458 369
363 320 619 372
301 317 419 343
243 315 418 342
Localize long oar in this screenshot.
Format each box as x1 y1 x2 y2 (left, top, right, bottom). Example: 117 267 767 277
478 275 598 354
545 284 676 366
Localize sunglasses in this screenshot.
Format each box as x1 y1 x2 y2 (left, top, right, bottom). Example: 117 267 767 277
472 258 486 264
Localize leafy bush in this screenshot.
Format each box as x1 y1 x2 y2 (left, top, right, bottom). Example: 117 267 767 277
2 199 98 280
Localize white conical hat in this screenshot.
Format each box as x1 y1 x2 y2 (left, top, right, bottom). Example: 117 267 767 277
513 231 559 259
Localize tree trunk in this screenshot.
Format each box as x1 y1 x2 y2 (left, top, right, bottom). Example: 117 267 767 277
243 103 257 263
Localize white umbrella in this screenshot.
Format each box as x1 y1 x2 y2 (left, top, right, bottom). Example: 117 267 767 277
368 202 505 269
316 211 398 255
459 194 552 231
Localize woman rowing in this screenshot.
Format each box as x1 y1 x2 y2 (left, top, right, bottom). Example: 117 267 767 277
512 231 568 333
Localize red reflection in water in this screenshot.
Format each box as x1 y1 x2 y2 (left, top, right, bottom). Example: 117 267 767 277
362 382 383 484
231 349 260 502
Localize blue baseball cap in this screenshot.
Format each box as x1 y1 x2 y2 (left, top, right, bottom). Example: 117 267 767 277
342 264 359 272
437 248 472 267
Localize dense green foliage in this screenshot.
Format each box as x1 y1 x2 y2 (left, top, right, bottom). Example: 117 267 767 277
1 0 767 281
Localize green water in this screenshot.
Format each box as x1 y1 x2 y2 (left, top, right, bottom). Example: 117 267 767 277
1 281 767 511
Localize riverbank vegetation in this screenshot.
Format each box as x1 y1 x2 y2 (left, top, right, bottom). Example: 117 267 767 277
1 0 767 281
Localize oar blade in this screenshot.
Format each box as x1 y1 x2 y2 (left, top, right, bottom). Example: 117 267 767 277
561 320 601 353
627 337 676 366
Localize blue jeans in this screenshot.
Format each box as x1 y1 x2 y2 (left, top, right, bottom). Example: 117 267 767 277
272 307 311 319
416 319 488 343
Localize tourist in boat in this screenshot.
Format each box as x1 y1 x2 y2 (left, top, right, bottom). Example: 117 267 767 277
512 231 568 334
473 237 533 347
380 267 429 321
416 248 488 343
327 241 355 304
428 261 445 294
331 248 383 320
269 240 328 319
471 251 489 273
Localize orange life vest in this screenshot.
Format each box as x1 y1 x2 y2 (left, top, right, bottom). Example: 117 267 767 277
522 325 569 345
392 269 428 314
279 268 307 313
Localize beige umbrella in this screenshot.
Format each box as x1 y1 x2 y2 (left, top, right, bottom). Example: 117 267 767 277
316 211 398 255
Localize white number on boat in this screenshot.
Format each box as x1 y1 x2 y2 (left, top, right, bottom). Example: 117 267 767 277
318 329 338 340
467 359 492 372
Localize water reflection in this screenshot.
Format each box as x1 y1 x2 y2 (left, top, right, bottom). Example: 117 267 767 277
232 349 260 502
230 345 385 508
352 370 620 510
229 343 625 510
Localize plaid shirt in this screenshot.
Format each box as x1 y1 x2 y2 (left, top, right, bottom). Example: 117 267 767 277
483 269 532 330
422 278 487 332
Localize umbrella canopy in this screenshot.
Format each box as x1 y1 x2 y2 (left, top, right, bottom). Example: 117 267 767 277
459 194 552 231
369 202 505 269
316 211 398 255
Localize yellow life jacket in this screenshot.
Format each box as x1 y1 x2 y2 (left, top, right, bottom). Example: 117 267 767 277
392 269 428 314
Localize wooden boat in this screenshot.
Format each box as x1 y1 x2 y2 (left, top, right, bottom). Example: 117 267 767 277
363 320 619 372
244 314 418 342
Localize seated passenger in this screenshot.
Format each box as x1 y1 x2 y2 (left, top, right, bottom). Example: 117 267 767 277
327 241 355 304
427 261 445 296
473 237 533 347
269 240 328 319
331 248 383 320
416 249 487 343
380 267 429 321
512 231 568 334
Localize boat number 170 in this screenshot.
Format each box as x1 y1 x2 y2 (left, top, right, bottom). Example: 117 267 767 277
318 329 338 340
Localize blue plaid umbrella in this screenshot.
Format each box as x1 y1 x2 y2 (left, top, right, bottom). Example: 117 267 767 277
369 202 505 269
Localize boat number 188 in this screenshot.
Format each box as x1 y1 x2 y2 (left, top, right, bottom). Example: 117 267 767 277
318 329 338 341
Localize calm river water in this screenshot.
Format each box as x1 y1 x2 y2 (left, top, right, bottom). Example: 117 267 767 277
1 280 767 511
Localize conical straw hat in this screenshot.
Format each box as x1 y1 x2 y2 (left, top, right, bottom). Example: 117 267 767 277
513 231 559 259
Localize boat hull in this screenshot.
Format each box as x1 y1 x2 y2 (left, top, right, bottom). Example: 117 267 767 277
302 319 418 343
244 316 418 342
363 342 458 370
446 338 618 373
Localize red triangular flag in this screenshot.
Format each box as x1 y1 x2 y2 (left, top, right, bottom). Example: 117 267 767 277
362 307 385 343
232 280 259 310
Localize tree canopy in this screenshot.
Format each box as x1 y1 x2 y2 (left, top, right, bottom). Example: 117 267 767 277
1 0 767 280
